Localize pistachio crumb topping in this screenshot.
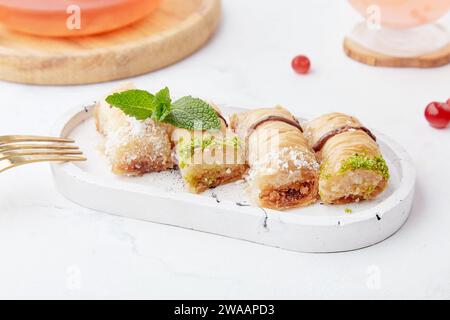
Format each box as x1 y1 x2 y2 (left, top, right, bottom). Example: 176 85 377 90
338 154 389 179
344 208 353 214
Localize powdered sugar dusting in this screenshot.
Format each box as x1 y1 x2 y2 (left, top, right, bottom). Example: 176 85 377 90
103 115 171 166
247 146 319 182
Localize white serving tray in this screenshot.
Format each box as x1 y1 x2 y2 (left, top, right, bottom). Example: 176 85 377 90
51 104 415 253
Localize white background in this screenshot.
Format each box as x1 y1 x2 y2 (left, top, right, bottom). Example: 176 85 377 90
0 0 449 299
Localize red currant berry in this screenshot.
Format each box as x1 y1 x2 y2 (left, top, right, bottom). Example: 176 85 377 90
292 55 311 74
441 101 450 118
425 102 450 129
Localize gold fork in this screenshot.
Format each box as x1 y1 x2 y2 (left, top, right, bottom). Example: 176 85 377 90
0 135 86 173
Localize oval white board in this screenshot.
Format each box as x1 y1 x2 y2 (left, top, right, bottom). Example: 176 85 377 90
51 104 415 253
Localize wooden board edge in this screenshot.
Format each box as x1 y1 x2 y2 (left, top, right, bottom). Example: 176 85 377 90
343 37 450 68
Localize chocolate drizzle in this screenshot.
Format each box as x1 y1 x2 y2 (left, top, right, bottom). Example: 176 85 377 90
215 112 228 128
312 126 377 152
247 115 303 137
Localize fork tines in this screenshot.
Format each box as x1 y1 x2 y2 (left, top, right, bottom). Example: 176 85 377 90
0 135 86 173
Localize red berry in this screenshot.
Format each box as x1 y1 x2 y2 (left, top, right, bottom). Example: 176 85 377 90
442 101 450 118
425 102 450 129
292 55 311 74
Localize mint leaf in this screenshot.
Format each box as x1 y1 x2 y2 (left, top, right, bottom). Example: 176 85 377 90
105 89 154 120
151 87 172 122
163 96 221 130
106 89 221 131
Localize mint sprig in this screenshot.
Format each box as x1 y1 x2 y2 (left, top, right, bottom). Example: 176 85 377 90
105 88 221 131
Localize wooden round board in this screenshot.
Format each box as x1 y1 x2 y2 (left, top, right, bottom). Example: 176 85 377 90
0 0 221 85
344 37 450 68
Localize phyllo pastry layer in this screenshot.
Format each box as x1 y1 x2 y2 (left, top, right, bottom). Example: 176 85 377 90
231 106 319 210
172 108 247 193
94 84 173 176
304 112 389 204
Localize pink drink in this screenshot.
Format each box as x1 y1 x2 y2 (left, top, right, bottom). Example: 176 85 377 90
0 0 161 37
349 0 450 29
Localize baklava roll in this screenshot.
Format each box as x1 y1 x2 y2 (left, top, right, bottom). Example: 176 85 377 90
172 107 247 193
304 113 389 204
94 84 173 176
230 106 319 210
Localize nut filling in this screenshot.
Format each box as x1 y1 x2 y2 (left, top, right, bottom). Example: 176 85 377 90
260 180 317 209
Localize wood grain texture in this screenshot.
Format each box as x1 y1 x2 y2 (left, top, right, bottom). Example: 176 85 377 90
0 0 221 85
344 37 450 68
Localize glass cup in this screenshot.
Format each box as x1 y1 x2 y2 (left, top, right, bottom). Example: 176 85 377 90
347 0 450 57
348 0 450 29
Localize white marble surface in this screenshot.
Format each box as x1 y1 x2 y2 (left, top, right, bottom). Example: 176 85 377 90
1 0 450 299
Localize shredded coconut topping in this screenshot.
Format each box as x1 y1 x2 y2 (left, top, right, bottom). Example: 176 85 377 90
103 114 170 166
247 146 319 182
